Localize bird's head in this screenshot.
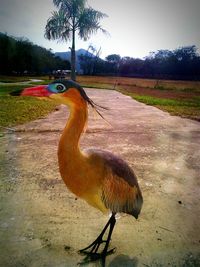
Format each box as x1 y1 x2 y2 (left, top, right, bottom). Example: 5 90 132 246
12 79 107 117
17 79 96 108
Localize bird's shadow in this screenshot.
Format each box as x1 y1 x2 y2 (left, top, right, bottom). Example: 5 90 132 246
79 254 138 267
108 254 138 267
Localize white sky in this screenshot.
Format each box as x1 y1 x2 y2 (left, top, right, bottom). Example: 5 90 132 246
0 0 199 59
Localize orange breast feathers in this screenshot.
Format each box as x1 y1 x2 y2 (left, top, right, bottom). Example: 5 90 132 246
58 147 101 193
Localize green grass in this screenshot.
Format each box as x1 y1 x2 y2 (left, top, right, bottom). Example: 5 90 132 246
0 96 57 128
0 84 28 96
0 75 51 83
118 90 200 120
0 83 58 129
128 94 200 107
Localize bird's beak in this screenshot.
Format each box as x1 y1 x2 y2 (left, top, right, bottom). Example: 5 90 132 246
20 85 51 97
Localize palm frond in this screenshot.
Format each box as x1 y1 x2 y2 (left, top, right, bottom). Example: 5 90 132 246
45 1 108 42
44 10 72 42
53 0 86 19
77 8 108 41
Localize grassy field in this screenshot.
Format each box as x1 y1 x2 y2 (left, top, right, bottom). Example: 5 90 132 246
77 75 200 91
0 75 199 130
0 81 58 130
0 75 50 83
77 76 200 121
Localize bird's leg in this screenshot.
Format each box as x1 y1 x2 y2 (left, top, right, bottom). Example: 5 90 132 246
100 214 116 266
102 214 116 255
79 213 116 264
80 213 115 253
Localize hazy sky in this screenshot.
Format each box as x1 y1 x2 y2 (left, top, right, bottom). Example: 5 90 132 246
0 0 199 59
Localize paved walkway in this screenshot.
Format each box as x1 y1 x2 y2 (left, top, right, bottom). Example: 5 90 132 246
0 88 200 266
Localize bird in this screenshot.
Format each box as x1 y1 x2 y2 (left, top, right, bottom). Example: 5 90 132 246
19 80 143 266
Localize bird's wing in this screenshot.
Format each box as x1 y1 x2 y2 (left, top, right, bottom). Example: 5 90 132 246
87 149 143 218
102 170 142 218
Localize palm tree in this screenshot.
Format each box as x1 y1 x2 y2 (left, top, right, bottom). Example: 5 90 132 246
45 0 108 81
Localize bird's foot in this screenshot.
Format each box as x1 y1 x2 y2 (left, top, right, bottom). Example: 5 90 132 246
79 213 116 266
79 235 106 254
79 235 116 265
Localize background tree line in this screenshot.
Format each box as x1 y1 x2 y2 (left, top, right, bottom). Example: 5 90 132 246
1 32 200 80
79 45 200 80
0 32 70 75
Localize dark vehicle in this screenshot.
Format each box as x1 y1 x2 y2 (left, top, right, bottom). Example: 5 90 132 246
49 70 71 80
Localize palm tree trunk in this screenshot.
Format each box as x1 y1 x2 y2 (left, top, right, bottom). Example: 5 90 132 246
71 27 76 81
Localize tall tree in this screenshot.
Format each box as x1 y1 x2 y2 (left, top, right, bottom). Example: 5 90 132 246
44 0 108 80
106 54 121 63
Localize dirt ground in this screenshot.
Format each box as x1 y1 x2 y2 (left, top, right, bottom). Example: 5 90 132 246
120 85 200 100
0 88 200 267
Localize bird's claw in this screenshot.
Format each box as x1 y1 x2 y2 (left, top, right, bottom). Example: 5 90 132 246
79 238 106 254
107 247 116 255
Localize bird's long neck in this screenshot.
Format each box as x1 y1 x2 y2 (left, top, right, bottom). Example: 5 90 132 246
59 103 88 156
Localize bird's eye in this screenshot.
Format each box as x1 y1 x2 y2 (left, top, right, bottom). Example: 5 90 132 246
46 82 66 94
55 83 66 93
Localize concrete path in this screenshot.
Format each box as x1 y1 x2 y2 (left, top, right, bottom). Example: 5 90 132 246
0 88 200 267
